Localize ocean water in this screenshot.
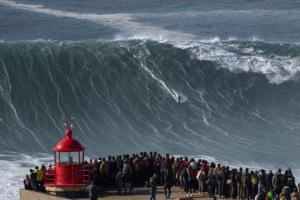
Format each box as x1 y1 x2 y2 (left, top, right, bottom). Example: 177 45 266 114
0 0 300 199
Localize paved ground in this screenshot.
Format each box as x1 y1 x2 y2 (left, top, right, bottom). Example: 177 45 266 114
81 186 210 200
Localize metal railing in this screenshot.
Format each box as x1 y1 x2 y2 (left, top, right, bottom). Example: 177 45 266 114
83 164 91 184
45 169 56 186
44 164 91 187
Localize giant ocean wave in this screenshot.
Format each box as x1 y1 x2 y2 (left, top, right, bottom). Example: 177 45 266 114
0 39 300 165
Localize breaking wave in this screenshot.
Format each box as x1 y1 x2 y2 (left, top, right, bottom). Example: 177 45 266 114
0 39 299 162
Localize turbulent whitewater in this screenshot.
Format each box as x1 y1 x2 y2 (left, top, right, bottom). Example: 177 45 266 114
0 0 300 199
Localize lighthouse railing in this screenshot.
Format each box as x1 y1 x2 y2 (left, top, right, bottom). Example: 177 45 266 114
83 164 91 184
44 164 92 187
44 168 56 186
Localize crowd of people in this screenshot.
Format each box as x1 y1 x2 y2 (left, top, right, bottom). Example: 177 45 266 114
24 165 47 192
24 152 299 200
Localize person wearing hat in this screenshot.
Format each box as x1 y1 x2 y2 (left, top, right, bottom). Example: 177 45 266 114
280 186 289 200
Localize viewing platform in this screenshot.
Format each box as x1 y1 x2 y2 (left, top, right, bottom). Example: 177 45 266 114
21 123 299 200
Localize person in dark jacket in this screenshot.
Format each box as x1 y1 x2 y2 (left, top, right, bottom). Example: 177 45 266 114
258 170 266 198
122 160 133 195
182 165 190 196
149 173 158 200
237 168 243 199
220 167 229 198
23 174 32 190
207 172 217 198
273 169 283 196
164 155 173 199
29 169 37 191
242 168 251 200
231 169 238 199
266 170 274 192
115 170 123 195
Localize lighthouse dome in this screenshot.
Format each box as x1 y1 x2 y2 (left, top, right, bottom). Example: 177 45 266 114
53 129 84 152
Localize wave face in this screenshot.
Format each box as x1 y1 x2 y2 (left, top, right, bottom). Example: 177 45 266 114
1 39 300 168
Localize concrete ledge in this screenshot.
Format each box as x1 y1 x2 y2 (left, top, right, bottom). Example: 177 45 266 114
20 189 71 200
21 186 211 200
46 186 86 192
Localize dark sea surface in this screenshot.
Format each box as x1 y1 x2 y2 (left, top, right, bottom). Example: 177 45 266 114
0 0 300 198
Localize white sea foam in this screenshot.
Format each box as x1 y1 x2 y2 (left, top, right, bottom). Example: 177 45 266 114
176 41 300 84
0 152 52 200
131 9 300 20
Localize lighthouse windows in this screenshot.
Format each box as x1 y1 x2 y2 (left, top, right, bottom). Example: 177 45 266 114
59 152 69 164
70 152 79 164
54 151 83 164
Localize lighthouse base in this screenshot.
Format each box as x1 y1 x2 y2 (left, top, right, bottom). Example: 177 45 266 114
46 186 87 198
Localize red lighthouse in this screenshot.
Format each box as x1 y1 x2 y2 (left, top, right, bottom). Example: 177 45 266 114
45 127 90 197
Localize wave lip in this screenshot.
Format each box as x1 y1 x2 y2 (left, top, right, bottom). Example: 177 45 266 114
176 40 300 84
1 1 299 84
